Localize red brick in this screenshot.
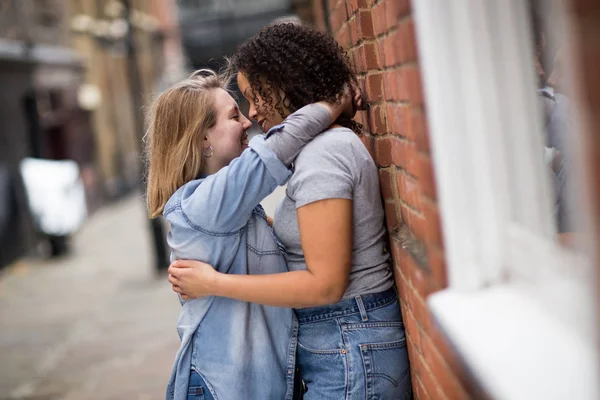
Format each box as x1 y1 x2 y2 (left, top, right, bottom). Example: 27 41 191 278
403 307 421 350
416 153 436 199
396 169 421 211
368 104 387 134
428 247 448 291
390 138 406 169
376 39 387 69
357 9 375 39
363 42 380 69
430 325 459 371
414 375 431 400
365 72 385 102
423 199 444 249
337 23 351 49
384 29 403 67
399 18 418 63
348 16 358 46
384 0 412 33
398 203 412 231
372 1 387 37
393 258 409 294
402 66 425 105
407 334 424 368
378 168 395 201
413 352 444 400
357 0 370 8
408 288 432 334
384 68 409 100
375 137 393 166
390 234 415 281
391 225 421 267
408 213 427 250
392 139 419 177
388 0 411 23
422 333 469 400
412 108 431 153
351 46 364 72
411 262 433 299
384 202 400 231
346 0 359 17
385 104 410 136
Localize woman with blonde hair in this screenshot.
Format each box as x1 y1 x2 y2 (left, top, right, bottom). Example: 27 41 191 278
145 68 350 400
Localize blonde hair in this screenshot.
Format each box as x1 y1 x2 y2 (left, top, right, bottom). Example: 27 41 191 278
145 69 231 218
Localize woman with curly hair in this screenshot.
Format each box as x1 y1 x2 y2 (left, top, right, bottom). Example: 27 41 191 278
169 23 412 399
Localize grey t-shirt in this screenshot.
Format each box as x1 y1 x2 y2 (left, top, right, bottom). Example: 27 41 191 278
273 127 393 299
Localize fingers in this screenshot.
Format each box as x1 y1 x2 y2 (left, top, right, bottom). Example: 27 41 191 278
172 284 182 293
168 273 179 285
181 294 190 301
170 259 193 269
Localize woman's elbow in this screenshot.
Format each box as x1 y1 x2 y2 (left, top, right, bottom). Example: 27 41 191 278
317 281 348 306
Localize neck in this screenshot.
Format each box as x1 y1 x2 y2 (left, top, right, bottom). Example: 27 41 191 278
200 159 224 177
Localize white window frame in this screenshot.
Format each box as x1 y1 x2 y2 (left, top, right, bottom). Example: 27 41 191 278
412 1 598 399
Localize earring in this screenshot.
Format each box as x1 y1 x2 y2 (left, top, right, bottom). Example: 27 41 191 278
203 145 214 158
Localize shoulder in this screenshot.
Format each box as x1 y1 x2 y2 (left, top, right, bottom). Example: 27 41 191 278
163 179 203 217
295 127 367 165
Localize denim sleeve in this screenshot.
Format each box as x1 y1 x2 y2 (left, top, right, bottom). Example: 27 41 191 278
179 104 331 234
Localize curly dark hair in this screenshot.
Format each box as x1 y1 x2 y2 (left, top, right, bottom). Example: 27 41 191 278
230 22 362 133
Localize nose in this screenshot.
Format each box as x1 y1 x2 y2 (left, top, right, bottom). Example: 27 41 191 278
240 113 252 130
247 103 258 121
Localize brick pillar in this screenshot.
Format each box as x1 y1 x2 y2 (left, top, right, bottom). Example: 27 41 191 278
313 0 470 398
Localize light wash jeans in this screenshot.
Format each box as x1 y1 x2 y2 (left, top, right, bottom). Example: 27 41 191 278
186 369 214 400
295 288 412 400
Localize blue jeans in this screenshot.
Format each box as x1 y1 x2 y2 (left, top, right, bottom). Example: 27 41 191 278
187 369 214 400
295 288 412 400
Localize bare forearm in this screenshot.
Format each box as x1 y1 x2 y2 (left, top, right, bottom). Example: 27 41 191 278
214 270 345 308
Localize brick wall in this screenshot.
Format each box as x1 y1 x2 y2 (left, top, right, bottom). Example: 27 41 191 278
312 1 471 399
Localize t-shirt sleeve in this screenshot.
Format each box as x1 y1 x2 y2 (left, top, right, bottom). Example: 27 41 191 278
290 135 356 208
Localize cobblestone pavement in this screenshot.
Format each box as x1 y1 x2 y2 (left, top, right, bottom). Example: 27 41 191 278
0 195 181 400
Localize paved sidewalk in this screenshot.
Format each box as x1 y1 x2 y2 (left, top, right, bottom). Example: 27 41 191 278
0 195 180 400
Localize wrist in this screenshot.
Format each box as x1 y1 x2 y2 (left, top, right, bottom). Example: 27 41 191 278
212 270 226 297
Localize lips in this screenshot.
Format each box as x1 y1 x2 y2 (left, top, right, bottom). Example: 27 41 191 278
258 120 267 133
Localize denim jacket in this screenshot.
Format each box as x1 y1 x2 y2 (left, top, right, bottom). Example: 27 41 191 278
163 104 331 400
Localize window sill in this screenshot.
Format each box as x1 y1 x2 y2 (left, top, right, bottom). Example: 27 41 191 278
428 285 598 400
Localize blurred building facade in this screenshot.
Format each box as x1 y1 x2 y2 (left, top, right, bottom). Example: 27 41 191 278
177 0 312 71
0 0 186 268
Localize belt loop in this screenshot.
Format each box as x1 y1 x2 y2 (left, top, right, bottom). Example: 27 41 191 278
355 295 369 322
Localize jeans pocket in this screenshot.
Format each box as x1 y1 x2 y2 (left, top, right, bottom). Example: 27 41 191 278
297 319 345 354
187 370 213 400
360 339 412 400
